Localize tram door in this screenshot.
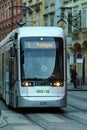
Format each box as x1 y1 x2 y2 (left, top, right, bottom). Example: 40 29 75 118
8 46 18 107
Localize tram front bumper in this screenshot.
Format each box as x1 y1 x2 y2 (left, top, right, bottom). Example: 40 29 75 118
17 96 66 108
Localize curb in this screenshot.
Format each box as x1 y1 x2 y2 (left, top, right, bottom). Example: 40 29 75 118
67 84 87 91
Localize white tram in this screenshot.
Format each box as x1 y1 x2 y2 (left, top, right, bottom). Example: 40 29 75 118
0 27 67 108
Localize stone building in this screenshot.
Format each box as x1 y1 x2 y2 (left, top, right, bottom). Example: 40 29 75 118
0 0 23 41
72 0 87 85
23 0 44 26
63 0 87 85
22 0 63 27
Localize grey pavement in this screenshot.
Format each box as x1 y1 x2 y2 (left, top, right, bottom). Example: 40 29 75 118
0 115 8 129
0 109 45 130
67 83 87 91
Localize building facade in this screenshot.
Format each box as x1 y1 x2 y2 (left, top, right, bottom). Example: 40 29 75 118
58 0 72 83
63 0 87 85
43 0 63 27
23 0 44 26
22 0 63 27
0 0 23 41
72 0 87 85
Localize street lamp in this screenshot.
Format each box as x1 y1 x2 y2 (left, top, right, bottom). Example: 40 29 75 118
9 6 34 12
57 7 67 28
9 6 34 27
57 7 81 29
16 19 25 27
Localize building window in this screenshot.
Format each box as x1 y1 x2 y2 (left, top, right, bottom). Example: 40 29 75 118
18 0 21 14
44 16 48 26
29 0 32 2
0 8 1 22
23 12 26 23
4 5 7 20
73 0 78 2
50 13 54 26
14 1 16 16
29 15 33 26
82 7 87 29
68 13 72 33
36 0 39 2
50 0 55 6
36 12 40 26
9 2 12 18
44 0 49 8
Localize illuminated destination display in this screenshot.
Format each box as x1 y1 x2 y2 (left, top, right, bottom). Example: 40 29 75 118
24 42 55 49
36 43 53 48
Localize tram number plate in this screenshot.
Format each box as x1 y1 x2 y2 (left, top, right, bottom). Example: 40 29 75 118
37 90 49 93
40 101 47 105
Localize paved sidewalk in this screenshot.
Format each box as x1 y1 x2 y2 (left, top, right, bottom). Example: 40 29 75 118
67 83 87 91
0 115 8 129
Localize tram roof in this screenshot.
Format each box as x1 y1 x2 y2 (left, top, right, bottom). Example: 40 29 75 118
17 26 64 37
0 26 64 47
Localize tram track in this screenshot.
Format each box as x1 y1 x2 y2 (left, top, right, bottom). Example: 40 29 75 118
68 92 87 103
19 103 86 130
23 113 47 130
21 109 63 130
63 103 87 126
67 93 87 112
61 92 87 126
22 110 86 130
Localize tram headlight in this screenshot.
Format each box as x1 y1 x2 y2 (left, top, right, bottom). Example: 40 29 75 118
21 82 32 87
53 81 63 87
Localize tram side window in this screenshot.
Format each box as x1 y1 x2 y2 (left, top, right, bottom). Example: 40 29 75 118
13 51 18 82
0 54 2 82
2 53 4 88
5 52 9 80
54 38 64 79
1 52 9 88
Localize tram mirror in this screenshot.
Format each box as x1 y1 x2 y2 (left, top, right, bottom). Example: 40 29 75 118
14 33 18 39
10 47 15 57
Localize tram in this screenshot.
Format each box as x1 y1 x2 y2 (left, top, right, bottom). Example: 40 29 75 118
0 27 67 108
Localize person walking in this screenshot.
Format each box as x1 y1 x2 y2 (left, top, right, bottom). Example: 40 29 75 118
70 66 77 88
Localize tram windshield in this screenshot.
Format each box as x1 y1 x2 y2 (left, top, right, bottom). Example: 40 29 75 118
20 37 64 82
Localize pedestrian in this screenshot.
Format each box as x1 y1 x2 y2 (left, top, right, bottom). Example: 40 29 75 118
70 66 77 88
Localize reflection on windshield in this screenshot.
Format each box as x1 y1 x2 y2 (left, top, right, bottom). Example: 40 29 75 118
20 37 64 81
23 49 56 79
